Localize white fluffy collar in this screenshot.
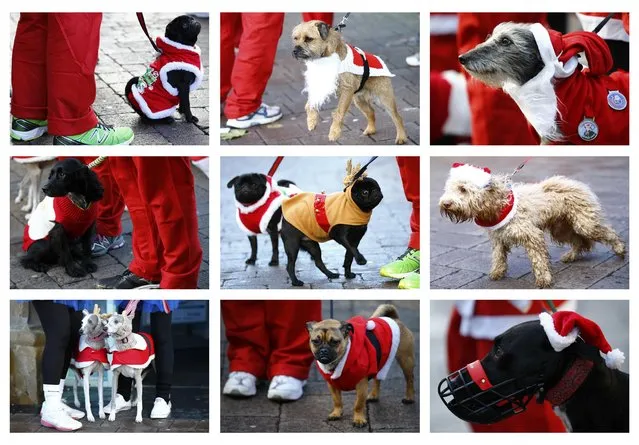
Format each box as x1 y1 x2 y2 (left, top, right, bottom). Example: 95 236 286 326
235 180 272 214
303 53 341 110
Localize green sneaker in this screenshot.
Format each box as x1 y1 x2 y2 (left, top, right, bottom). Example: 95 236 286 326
11 117 48 141
398 269 420 289
53 122 134 145
380 248 420 279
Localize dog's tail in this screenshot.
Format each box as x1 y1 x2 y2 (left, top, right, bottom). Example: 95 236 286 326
371 304 399 320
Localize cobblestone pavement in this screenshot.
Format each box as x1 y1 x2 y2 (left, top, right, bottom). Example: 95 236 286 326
221 156 416 289
9 13 209 145
9 159 210 289
221 13 420 145
221 300 420 432
429 299 630 432
430 157 629 289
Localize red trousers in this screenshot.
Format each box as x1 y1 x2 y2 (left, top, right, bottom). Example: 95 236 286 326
396 157 420 250
11 13 100 135
222 300 321 380
447 309 566 432
302 13 334 24
78 157 124 237
221 13 284 119
109 157 202 289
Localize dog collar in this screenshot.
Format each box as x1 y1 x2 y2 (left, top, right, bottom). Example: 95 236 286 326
475 189 517 230
313 193 331 233
545 358 594 406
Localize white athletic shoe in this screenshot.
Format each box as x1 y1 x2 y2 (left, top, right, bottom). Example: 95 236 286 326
405 53 420 67
103 393 132 414
41 400 85 420
226 103 282 129
267 375 306 401
150 397 172 419
222 371 257 397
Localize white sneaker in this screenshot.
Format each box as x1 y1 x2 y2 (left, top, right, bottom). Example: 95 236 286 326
41 400 85 420
226 103 282 129
150 397 172 419
103 393 132 414
267 375 306 401
406 53 420 67
222 371 257 397
41 404 82 432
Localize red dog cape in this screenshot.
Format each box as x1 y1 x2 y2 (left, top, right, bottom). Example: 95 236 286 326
316 316 400 391
339 44 394 78
110 332 155 370
73 337 109 370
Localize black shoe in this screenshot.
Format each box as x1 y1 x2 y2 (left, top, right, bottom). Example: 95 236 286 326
96 269 160 289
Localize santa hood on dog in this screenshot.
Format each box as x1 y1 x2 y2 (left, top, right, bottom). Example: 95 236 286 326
127 36 204 120
316 315 400 391
503 23 629 145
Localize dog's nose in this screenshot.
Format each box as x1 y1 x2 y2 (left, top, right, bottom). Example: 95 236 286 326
42 185 49 194
441 200 453 209
458 53 468 65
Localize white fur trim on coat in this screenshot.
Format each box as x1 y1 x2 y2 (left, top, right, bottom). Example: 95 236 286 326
303 53 341 110
235 181 271 214
449 164 491 188
375 317 400 380
158 36 202 54
576 14 629 43
430 14 459 36
441 70 471 137
159 61 204 96
539 312 579 352
339 45 394 78
27 196 56 241
130 85 178 119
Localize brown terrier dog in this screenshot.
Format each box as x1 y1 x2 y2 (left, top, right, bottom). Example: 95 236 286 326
292 20 407 144
307 304 415 428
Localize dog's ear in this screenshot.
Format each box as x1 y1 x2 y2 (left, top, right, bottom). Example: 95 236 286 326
306 321 316 333
227 176 239 189
339 321 353 338
126 312 135 321
82 308 90 316
81 167 104 202
316 21 330 40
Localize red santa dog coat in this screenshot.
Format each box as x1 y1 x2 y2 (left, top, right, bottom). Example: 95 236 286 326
339 44 394 78
73 336 109 370
316 316 400 391
504 24 629 145
23 196 98 251
110 332 155 370
127 36 204 120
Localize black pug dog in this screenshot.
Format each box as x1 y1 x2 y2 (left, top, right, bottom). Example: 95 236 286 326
21 158 104 277
280 177 383 286
125 15 202 124
228 173 297 266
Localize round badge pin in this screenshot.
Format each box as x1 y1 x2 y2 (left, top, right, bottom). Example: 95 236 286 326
578 117 598 142
607 90 627 111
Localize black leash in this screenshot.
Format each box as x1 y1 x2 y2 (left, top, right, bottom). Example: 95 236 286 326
546 300 558 313
591 13 616 34
334 13 350 32
330 300 334 319
137 12 161 53
344 156 378 190
332 13 368 93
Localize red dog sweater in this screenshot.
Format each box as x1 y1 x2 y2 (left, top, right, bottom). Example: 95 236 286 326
73 336 109 370
110 332 155 370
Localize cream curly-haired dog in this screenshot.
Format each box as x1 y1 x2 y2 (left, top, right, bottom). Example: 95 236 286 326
438 163 626 288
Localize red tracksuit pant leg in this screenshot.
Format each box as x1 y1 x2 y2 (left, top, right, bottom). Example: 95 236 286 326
301 13 334 24
11 13 100 135
396 156 420 250
446 310 566 432
223 300 321 380
221 13 284 119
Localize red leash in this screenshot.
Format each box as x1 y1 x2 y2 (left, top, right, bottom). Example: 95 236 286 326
136 13 161 53
268 156 284 177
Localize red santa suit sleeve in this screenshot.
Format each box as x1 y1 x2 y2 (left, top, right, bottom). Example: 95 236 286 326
430 13 461 72
446 300 573 432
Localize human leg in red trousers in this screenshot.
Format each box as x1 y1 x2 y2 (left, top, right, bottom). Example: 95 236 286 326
397 156 419 250
301 13 334 24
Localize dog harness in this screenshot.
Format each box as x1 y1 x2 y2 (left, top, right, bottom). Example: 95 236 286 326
110 332 155 370
73 336 109 369
235 177 299 235
474 189 517 231
340 44 394 93
316 316 400 392
23 196 98 251
281 185 372 243
127 36 204 120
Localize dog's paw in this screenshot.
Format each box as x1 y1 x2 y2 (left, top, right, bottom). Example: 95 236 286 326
535 273 553 288
268 259 279 266
25 212 32 221
87 413 95 422
488 269 506 280
14 196 22 204
99 411 106 419
307 120 317 131
395 136 407 145
560 252 577 263
83 261 98 273
291 279 305 287
65 262 88 277
186 115 199 123
352 417 368 428
367 395 379 403
344 271 356 279
108 413 116 422
328 126 342 142
355 255 367 266
245 258 257 265
135 415 143 423
20 203 31 212
401 398 415 405
327 411 342 421
327 272 340 279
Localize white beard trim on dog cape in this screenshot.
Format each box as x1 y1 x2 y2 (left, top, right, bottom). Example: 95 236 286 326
303 44 394 110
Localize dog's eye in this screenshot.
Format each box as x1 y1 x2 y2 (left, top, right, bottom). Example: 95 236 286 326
361 190 369 197
311 338 321 345
59 171 66 178
458 185 467 193
304 36 313 43
328 339 340 346
499 36 512 46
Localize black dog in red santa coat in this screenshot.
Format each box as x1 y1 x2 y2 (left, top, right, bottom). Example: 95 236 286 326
459 22 629 145
306 304 415 428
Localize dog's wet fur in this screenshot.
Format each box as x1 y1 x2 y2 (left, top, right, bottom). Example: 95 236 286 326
281 177 383 286
20 158 103 278
227 173 296 266
125 15 202 123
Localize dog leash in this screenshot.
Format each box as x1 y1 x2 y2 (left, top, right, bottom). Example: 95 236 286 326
591 13 616 34
330 300 334 319
546 300 558 313
87 156 107 169
334 13 351 32
267 156 284 177
123 300 140 317
345 156 378 189
137 12 161 53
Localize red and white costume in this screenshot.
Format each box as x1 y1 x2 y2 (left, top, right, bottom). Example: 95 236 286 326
430 71 471 143
339 44 394 78
316 316 400 392
505 24 629 145
110 332 155 370
576 13 630 42
447 300 574 432
73 336 109 369
127 36 204 120
23 196 97 251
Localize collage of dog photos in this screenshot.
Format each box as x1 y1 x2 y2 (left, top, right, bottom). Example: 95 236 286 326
3 2 637 444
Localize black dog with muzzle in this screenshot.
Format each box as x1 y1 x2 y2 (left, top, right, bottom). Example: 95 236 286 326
438 311 629 432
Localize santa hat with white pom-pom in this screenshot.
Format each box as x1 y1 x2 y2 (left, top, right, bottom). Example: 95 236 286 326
539 311 625 370
448 163 492 188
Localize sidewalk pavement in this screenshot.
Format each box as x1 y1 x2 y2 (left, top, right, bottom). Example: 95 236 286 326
221 12 420 145
9 13 209 146
221 300 420 432
221 157 416 289
9 160 209 289
429 300 629 432
430 157 629 289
